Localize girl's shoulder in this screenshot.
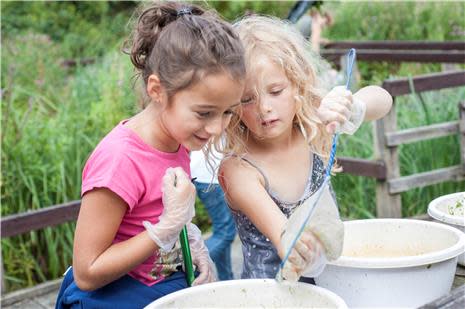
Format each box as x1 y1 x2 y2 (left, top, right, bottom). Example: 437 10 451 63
219 155 267 194
220 155 258 177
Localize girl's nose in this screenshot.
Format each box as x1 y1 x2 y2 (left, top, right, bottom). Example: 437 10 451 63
205 117 224 137
259 99 273 114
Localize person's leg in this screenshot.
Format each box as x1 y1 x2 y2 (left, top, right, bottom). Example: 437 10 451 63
55 267 188 309
195 181 236 280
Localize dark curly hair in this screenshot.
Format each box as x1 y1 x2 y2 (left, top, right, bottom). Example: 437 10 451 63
124 1 245 101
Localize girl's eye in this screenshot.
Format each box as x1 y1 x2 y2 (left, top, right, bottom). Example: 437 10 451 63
241 97 254 105
270 89 283 96
224 109 234 116
196 111 211 118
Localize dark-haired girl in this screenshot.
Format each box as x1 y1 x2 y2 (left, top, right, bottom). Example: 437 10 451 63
56 2 246 308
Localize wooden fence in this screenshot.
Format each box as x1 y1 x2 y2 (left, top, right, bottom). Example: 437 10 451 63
375 70 465 217
321 40 465 67
1 41 465 294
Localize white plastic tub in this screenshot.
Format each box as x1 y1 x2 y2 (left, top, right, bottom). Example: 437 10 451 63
315 219 465 308
428 192 465 265
145 279 347 308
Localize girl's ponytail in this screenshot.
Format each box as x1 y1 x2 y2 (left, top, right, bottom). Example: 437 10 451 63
124 1 245 100
129 3 205 72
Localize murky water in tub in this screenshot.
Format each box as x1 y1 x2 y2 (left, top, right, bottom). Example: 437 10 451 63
343 243 436 258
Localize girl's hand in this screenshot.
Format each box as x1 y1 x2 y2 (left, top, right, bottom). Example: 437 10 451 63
278 184 344 282
281 229 326 281
143 167 196 251
187 223 217 285
317 86 353 134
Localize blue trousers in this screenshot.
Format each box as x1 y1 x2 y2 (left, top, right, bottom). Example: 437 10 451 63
55 267 189 309
194 182 236 280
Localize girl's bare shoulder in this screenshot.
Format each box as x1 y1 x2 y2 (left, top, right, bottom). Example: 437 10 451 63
219 156 264 192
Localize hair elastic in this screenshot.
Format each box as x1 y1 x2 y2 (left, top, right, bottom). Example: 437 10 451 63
177 7 192 17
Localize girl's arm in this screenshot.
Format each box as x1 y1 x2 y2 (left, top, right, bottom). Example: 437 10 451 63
354 85 393 121
73 188 157 291
219 158 287 258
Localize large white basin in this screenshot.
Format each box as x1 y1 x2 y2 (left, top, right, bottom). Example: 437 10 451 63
428 191 465 265
315 219 465 308
146 279 347 308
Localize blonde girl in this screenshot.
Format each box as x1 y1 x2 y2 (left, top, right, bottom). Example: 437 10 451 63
219 15 392 282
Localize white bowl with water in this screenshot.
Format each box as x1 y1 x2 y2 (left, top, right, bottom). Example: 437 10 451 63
315 219 465 308
428 191 465 265
146 278 347 308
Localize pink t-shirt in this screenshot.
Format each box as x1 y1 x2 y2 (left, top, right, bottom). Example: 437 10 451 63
81 120 190 286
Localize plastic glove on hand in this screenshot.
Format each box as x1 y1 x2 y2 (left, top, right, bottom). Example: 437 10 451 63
281 228 325 281
187 223 217 285
279 182 344 281
318 85 366 135
143 167 196 251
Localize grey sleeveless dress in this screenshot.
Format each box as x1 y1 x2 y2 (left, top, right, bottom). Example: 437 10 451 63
231 153 329 279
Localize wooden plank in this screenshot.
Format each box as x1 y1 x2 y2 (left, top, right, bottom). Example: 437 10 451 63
338 157 386 180
385 121 460 146
321 50 465 64
419 284 465 309
1 278 62 306
460 102 465 168
1 250 4 296
373 98 402 218
323 41 465 51
1 201 80 238
381 71 465 97
388 165 465 194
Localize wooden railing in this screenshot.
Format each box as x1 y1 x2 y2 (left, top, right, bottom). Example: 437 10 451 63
1 200 81 238
374 70 465 217
321 40 465 66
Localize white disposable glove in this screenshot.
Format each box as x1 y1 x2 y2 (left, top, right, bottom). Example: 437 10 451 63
318 85 366 135
187 223 217 285
143 167 196 251
280 227 326 281
279 183 344 281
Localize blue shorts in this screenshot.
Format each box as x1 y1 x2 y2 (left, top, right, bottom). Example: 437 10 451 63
55 267 190 309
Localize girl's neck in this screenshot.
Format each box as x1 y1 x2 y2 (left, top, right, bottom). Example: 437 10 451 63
247 126 303 155
127 103 180 153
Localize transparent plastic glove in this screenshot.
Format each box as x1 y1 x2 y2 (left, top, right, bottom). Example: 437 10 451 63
186 223 217 285
280 228 326 281
318 86 353 134
143 167 196 251
339 96 366 135
318 85 367 135
279 182 344 281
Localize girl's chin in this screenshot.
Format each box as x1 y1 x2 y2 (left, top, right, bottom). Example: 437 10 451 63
183 139 208 151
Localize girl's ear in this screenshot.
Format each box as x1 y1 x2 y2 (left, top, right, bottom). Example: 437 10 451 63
146 74 167 106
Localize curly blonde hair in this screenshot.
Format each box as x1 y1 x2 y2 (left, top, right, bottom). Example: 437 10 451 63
211 15 333 164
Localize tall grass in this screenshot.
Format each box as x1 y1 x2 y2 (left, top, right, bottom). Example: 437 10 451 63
1 34 137 290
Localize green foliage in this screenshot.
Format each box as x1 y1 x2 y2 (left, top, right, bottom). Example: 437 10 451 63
324 1 465 85
1 1 132 59
2 33 137 290
205 0 294 21
326 1 464 41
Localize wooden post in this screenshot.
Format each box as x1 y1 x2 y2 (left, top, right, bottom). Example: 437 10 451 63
459 101 465 173
1 247 5 294
373 98 402 218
